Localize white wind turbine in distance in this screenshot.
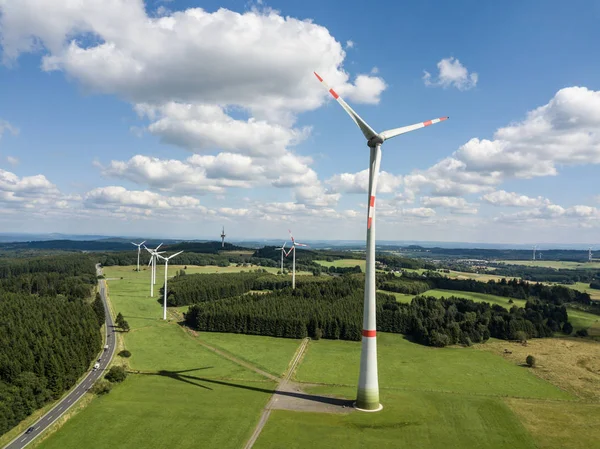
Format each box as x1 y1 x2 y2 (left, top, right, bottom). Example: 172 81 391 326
285 230 307 289
315 71 448 412
131 240 146 271
157 251 184 321
275 242 287 274
144 243 164 297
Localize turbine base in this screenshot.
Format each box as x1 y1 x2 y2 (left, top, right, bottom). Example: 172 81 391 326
353 402 383 413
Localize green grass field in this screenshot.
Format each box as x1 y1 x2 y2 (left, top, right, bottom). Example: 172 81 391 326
314 259 366 271
35 265 599 449
38 267 281 449
294 333 572 400
556 282 600 301
425 289 527 309
381 287 599 334
196 332 301 377
500 260 600 269
256 387 537 449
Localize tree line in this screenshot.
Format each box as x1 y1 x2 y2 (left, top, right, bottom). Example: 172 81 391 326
184 275 570 345
0 256 102 436
164 271 331 306
378 272 593 306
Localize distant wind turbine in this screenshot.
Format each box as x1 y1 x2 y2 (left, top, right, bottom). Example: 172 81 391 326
157 251 184 320
315 72 448 412
589 247 593 262
131 240 146 271
144 243 164 297
221 226 226 248
274 242 287 274
532 245 537 261
285 230 307 289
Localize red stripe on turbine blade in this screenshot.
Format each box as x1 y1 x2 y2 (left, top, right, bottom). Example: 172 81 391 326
370 196 375 207
314 72 323 82
440 116 449 121
362 330 376 338
367 217 372 229
329 88 339 99
423 120 433 127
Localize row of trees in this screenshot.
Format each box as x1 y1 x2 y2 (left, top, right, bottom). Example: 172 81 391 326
378 272 594 306
165 271 332 306
0 255 102 436
184 275 570 345
491 264 600 284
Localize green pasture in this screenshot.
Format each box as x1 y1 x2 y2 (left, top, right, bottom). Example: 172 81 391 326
38 266 279 449
500 260 600 269
294 333 572 400
314 259 366 271
256 387 537 449
424 289 527 309
197 332 301 377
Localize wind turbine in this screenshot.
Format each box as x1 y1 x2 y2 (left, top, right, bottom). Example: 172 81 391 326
131 240 146 271
589 247 593 262
314 72 448 412
286 230 307 290
144 243 164 297
274 242 287 274
221 226 226 248
532 245 537 261
157 251 184 320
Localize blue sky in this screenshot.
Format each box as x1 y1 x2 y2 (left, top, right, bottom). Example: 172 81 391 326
0 0 599 244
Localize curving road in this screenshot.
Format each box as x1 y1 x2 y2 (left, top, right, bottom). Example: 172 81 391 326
4 264 117 449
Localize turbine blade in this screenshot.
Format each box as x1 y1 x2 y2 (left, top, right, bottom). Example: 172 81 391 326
314 72 378 141
379 117 449 141
140 240 146 245
155 243 163 251
168 250 184 260
295 243 308 247
131 242 137 246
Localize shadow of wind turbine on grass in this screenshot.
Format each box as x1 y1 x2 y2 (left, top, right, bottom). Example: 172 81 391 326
133 368 353 407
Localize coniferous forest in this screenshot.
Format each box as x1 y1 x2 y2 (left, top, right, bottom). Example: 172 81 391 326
184 274 571 345
0 255 102 436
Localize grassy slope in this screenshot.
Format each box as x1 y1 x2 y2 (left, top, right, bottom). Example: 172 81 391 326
314 259 366 271
505 399 600 449
425 289 527 309
382 286 599 333
256 387 537 449
197 332 301 377
294 333 572 400
38 267 276 449
500 260 600 269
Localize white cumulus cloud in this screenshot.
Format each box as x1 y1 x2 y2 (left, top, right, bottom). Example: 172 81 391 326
326 169 402 194
482 190 551 207
423 57 478 91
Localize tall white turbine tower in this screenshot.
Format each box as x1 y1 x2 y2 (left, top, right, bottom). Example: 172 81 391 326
532 245 537 261
144 244 164 297
275 242 287 274
221 226 226 248
286 230 307 289
157 251 184 320
315 72 448 412
131 240 146 271
590 247 593 262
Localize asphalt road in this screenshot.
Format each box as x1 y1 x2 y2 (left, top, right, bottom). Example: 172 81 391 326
4 264 117 449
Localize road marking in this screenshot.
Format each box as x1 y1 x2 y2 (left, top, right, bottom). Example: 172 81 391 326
21 437 28 443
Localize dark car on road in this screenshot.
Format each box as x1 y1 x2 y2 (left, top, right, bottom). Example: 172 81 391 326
25 426 36 434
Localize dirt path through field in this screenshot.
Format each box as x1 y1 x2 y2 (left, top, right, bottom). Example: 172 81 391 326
243 338 352 449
